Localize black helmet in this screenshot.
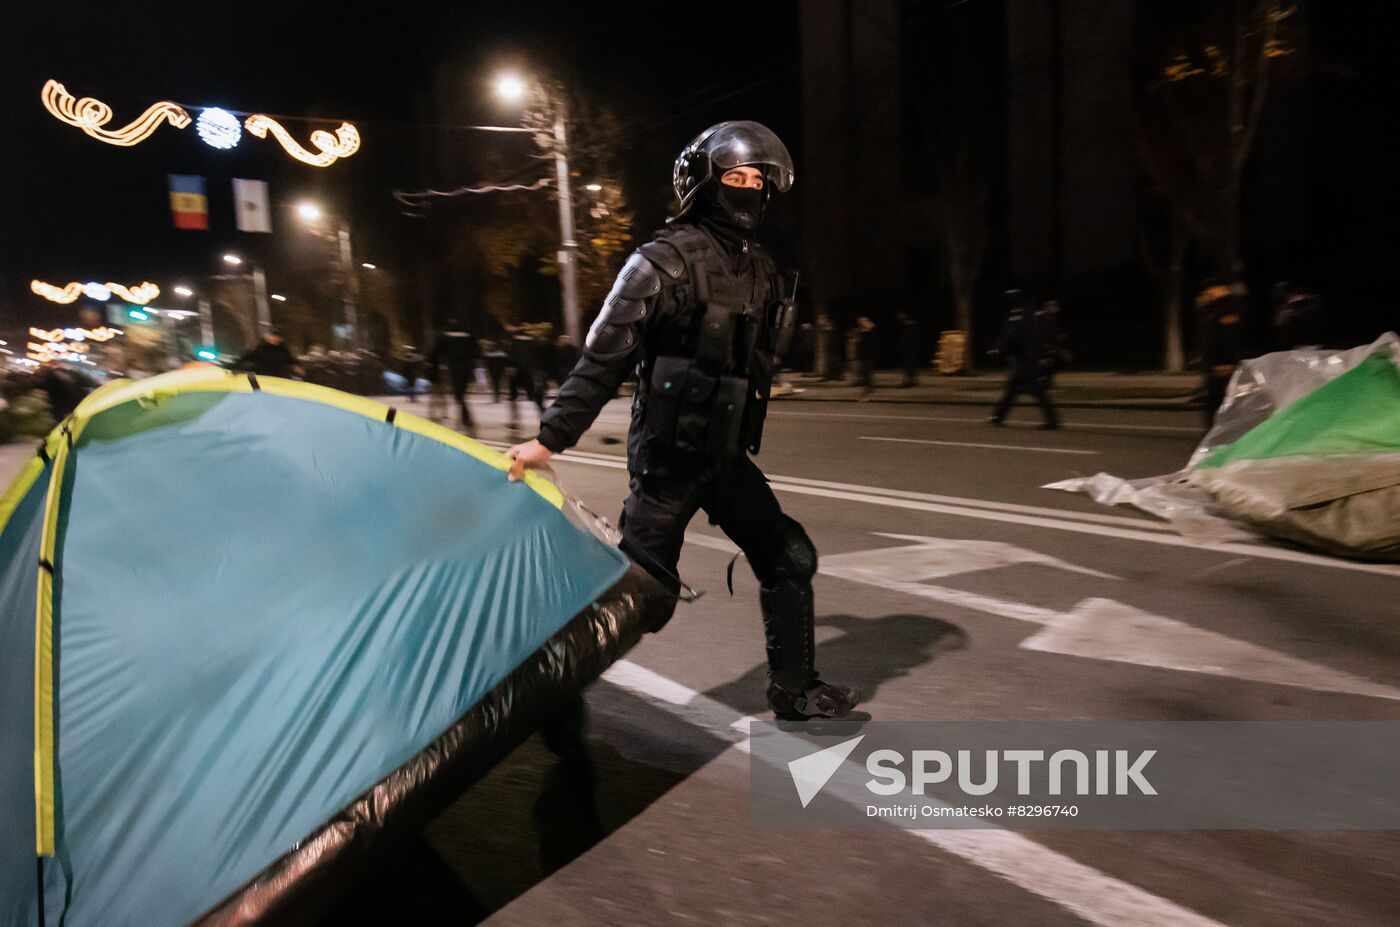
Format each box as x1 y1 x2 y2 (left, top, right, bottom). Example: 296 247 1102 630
672 121 794 217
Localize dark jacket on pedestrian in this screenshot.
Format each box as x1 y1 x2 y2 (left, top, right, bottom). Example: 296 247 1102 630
429 330 479 383
996 308 1061 380
233 341 297 379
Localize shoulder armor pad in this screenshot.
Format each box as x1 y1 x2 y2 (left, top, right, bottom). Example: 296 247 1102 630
638 240 685 280
615 250 664 299
586 253 658 359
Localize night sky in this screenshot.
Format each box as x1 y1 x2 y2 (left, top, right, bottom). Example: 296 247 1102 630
3 2 1397 356
0 1 801 341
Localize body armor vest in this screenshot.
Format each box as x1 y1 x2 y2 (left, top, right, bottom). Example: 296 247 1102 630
636 225 795 471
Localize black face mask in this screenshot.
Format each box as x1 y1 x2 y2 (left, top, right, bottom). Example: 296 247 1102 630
711 182 766 232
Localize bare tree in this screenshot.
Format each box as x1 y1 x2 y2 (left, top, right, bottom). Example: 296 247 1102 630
1134 0 1296 370
909 0 995 372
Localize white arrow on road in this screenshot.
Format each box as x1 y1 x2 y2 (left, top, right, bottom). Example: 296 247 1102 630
810 535 1400 701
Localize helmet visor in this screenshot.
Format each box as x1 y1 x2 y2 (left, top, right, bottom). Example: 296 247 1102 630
704 121 794 192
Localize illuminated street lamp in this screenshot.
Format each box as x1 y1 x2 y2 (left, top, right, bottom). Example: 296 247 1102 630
271 293 287 302
297 201 360 350
174 285 194 298
493 70 582 347
584 183 602 192
361 262 377 270
222 253 243 266
492 72 528 105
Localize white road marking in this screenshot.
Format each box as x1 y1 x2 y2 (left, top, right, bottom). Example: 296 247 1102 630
1020 598 1400 700
860 435 1100 456
688 532 1400 699
770 409 1203 435
862 533 1118 581
491 442 1400 578
806 540 1394 700
600 658 1229 927
764 482 1400 578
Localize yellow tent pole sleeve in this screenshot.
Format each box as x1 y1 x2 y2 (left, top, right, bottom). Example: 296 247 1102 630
33 429 68 857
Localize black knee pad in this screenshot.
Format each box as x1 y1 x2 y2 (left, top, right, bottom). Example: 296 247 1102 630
753 516 817 585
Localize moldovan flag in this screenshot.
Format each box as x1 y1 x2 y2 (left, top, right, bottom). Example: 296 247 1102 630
233 178 273 233
168 174 209 230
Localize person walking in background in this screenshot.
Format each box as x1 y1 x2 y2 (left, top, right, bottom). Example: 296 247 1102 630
792 322 816 374
429 319 479 435
398 344 424 403
895 310 919 387
482 338 509 403
1195 273 1246 426
505 323 546 431
233 327 301 379
989 291 1060 429
855 315 878 393
819 313 844 382
31 362 95 422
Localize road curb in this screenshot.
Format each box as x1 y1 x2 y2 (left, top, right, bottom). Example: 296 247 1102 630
771 393 1201 411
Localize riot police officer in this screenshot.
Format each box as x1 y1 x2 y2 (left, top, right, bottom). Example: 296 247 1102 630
507 121 860 721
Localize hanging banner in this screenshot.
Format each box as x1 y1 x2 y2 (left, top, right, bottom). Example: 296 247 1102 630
169 175 209 230
232 179 272 233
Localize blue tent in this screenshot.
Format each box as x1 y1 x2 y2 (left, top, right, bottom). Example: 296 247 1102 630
0 367 658 926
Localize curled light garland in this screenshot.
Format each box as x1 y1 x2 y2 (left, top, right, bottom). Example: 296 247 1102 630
106 282 161 304
41 80 190 147
244 114 361 167
31 280 159 305
29 281 82 304
28 341 88 355
29 327 119 344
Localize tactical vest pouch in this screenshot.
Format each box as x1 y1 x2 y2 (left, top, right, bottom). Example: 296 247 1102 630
643 356 689 447
707 375 749 459
675 366 719 452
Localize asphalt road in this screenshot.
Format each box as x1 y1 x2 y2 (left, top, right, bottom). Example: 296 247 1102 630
6 393 1399 926
337 394 1400 927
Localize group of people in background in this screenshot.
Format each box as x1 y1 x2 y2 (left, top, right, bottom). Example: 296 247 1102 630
3 272 1329 441
395 322 580 437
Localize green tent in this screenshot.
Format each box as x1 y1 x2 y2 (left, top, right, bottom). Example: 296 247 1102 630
1 366 662 926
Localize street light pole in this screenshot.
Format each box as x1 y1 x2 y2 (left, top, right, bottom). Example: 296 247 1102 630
338 222 359 350
551 102 582 348
198 296 214 348
251 265 271 331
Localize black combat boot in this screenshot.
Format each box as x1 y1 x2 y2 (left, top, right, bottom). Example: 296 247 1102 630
761 577 861 720
766 678 862 721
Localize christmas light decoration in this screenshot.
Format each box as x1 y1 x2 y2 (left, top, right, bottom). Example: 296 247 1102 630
29 281 82 304
31 280 159 305
42 80 362 166
29 327 120 343
41 80 190 147
105 282 160 304
196 108 242 149
244 115 361 167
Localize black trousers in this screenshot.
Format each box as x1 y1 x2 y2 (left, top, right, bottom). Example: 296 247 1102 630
617 455 818 690
508 366 545 418
993 366 1059 427
447 365 474 430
